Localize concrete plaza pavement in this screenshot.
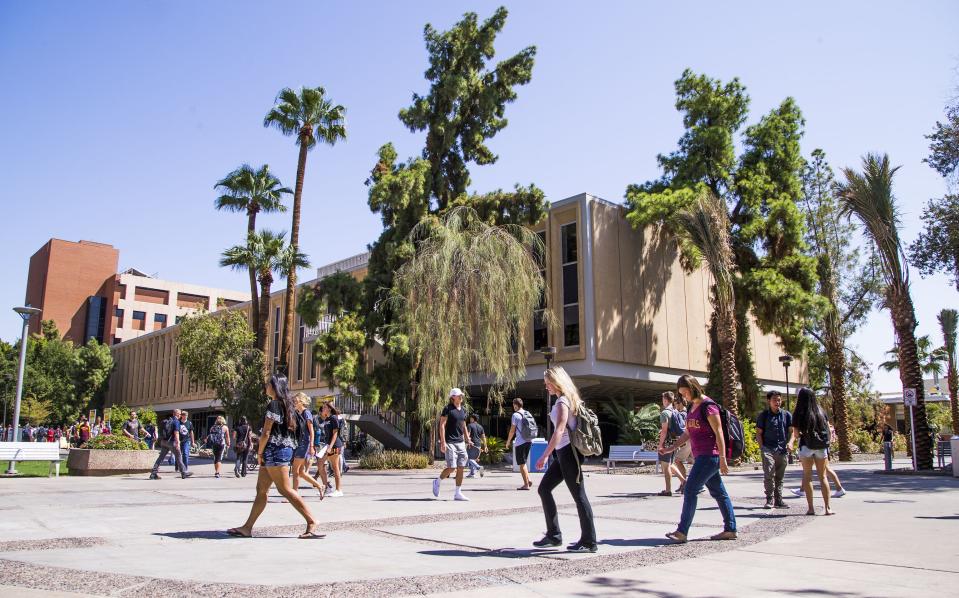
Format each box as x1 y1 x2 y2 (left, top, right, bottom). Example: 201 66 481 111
0 456 956 597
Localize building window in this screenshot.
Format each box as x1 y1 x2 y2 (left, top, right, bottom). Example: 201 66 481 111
533 230 548 351
561 222 579 347
272 306 281 373
154 313 167 330
176 292 209 310
175 315 184 325
134 287 170 305
296 317 305 381
115 307 125 329
132 310 146 331
310 341 317 379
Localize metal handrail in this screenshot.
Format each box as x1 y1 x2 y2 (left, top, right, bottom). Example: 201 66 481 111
334 393 409 438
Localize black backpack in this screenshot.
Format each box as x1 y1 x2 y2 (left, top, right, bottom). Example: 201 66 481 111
699 398 745 460
162 416 179 442
803 412 830 450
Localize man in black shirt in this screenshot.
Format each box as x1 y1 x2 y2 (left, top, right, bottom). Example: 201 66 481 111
432 388 473 501
150 409 192 479
756 391 793 509
466 414 487 478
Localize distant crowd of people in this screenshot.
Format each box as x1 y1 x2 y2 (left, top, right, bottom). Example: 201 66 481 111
4 415 123 447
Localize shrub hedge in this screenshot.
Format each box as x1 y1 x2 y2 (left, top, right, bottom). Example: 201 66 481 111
359 450 430 470
82 435 148 451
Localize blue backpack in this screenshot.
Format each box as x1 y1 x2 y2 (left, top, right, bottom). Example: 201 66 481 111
668 409 687 438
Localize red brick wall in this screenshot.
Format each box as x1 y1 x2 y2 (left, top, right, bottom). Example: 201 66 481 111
25 239 119 344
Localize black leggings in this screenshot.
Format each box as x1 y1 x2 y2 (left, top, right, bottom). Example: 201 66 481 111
538 444 596 545
234 449 249 476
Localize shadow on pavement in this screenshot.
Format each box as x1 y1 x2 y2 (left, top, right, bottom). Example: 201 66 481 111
154 530 325 540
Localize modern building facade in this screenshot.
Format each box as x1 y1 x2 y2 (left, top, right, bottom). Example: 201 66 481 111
104 194 806 444
24 238 249 346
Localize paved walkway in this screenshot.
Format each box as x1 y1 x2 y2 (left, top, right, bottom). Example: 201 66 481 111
0 457 956 596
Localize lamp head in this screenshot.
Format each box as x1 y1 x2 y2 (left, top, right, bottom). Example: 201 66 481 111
13 306 42 319
541 346 557 359
778 354 794 367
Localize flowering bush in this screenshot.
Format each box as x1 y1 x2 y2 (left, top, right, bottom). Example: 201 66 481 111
82 434 147 451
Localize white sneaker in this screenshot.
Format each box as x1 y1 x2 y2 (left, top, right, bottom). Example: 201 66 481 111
432 478 441 497
329 490 344 497
790 487 804 497
833 489 846 498
479 467 485 478
454 492 470 501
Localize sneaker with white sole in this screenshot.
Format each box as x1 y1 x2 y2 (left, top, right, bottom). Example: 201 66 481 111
790 487 804 497
832 489 846 498
432 478 441 497
329 490 344 497
479 467 485 478
454 492 470 501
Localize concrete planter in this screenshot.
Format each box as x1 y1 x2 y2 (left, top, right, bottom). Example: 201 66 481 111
67 448 157 476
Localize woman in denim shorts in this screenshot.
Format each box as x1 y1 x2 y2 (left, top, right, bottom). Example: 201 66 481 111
790 387 835 516
228 374 320 539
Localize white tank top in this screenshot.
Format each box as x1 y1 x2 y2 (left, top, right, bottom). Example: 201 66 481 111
550 396 577 449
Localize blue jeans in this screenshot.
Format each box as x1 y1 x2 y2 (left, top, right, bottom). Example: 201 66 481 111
677 455 736 535
180 441 191 469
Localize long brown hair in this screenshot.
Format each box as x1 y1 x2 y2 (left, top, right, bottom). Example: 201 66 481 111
269 374 297 432
676 375 705 400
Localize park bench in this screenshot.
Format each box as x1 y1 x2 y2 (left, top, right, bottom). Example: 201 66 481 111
606 445 660 473
0 442 63 477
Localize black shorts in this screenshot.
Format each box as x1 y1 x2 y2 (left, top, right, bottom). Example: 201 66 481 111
515 442 531 465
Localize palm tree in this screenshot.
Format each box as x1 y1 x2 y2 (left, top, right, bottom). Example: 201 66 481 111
837 153 933 469
878 335 947 382
676 191 740 416
220 231 309 367
214 164 291 336
938 309 958 435
264 86 346 374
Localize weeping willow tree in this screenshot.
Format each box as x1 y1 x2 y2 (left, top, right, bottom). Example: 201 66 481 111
391 206 551 424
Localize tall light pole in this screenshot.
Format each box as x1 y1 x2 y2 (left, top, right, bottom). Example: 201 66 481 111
7 306 42 475
779 355 794 412
541 346 556 438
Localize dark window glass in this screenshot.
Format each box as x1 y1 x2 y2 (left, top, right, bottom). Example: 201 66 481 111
115 307 123 318
562 264 578 305
132 311 146 320
154 314 167 323
533 311 548 350
563 305 579 347
562 223 577 264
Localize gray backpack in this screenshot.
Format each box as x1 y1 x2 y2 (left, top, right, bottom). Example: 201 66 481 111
518 409 539 439
570 402 604 457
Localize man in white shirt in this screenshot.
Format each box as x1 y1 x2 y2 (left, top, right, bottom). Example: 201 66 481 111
505 398 535 490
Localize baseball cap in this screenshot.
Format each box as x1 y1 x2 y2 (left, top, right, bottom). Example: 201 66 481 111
449 388 464 397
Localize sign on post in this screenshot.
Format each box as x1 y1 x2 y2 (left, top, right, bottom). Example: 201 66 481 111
903 388 917 407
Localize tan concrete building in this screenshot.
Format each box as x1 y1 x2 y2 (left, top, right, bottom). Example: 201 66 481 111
104 194 806 443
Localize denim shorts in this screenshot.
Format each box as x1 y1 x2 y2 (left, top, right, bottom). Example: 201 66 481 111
293 445 309 460
263 445 293 467
798 445 827 460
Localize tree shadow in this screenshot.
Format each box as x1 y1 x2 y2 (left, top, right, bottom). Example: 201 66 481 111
598 537 670 548
914 514 959 520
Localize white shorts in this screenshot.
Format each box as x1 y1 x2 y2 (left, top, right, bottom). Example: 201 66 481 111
445 441 468 469
799 446 827 460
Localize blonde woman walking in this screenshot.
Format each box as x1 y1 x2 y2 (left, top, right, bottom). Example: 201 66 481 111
291 393 325 498
205 416 230 479
533 366 597 553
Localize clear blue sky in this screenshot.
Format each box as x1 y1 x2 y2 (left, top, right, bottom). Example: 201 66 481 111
2 1 957 393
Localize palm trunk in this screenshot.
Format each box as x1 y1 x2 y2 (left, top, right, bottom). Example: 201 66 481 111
247 210 260 344
947 356 958 436
279 131 311 374
821 269 852 461
257 273 273 377
890 288 933 469
718 304 740 418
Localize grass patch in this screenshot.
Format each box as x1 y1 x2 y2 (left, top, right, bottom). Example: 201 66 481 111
0 460 68 477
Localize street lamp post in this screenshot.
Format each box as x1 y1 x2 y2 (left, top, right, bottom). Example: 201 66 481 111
7 306 42 475
779 355 794 412
541 346 556 438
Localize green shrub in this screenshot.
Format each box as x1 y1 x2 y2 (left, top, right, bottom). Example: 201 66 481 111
483 437 506 465
107 405 157 432
740 418 761 463
604 401 660 444
82 434 147 451
359 450 430 470
892 432 907 452
849 429 879 453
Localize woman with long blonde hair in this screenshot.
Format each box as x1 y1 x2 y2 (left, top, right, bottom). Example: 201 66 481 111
533 366 597 553
291 393 325 498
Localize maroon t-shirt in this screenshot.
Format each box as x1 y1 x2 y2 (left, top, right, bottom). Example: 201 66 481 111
687 400 720 457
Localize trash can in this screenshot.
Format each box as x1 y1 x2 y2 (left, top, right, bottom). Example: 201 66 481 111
951 438 959 478
528 438 549 473
883 441 893 471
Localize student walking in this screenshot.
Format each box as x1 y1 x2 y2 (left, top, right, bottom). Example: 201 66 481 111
790 387 835 516
122 411 146 444
432 388 473 501
505 398 535 490
756 390 792 509
227 374 319 539
534 366 597 553
178 411 195 472
233 416 252 477
466 414 486 478
657 392 687 496
205 416 230 478
150 409 192 479
317 402 344 497
291 393 324 496
670 396 691 492
661 375 737 543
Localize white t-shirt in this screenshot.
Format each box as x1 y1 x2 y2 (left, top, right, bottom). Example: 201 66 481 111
511 411 528 446
550 396 577 450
